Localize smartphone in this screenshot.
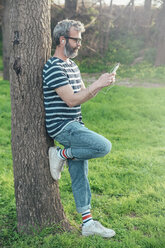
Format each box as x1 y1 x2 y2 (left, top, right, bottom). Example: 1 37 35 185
111 63 120 73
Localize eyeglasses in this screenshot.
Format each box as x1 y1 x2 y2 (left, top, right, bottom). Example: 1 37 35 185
65 36 82 44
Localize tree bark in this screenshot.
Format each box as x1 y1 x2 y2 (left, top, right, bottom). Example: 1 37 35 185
10 0 70 233
1 0 10 80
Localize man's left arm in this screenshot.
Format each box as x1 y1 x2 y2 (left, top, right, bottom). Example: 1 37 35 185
81 79 98 97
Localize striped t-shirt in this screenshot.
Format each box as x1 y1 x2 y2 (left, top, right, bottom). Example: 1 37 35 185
42 57 83 138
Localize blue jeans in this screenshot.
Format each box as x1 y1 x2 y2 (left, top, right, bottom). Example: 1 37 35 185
55 121 112 213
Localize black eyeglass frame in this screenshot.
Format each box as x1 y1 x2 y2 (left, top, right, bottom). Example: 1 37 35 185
65 36 82 44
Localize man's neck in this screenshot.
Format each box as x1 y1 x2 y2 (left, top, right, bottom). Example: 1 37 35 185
53 47 68 62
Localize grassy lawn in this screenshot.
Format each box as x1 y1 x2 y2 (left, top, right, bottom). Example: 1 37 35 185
0 79 165 248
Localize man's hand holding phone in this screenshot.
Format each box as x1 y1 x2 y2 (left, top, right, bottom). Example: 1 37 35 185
94 63 120 94
99 63 120 94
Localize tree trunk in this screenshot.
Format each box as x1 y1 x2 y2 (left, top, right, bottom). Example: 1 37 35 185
109 0 113 8
65 0 78 15
128 0 135 29
98 0 104 54
104 0 113 55
1 0 10 80
155 0 165 66
144 0 152 11
144 0 152 26
9 0 70 233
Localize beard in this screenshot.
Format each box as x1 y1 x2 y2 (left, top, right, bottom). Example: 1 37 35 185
64 40 79 58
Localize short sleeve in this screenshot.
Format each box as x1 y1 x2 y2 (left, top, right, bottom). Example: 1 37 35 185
43 63 69 90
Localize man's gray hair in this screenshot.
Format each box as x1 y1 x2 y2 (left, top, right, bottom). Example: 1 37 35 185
53 19 85 46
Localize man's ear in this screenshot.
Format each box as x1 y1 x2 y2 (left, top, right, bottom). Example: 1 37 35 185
60 36 65 45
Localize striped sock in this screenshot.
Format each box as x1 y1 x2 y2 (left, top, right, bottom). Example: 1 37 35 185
82 210 93 226
57 148 73 160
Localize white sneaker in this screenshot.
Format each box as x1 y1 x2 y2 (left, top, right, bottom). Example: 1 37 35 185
48 147 65 180
82 221 116 238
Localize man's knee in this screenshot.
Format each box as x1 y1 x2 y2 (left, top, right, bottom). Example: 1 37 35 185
98 139 112 157
104 140 112 155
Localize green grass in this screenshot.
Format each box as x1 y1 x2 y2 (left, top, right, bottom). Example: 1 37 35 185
0 79 165 248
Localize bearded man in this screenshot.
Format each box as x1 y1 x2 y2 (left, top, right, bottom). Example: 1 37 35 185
42 19 116 238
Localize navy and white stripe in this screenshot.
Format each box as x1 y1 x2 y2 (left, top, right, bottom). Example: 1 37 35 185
43 57 83 138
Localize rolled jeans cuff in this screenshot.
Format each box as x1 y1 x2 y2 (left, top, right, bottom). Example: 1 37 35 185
76 204 91 214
